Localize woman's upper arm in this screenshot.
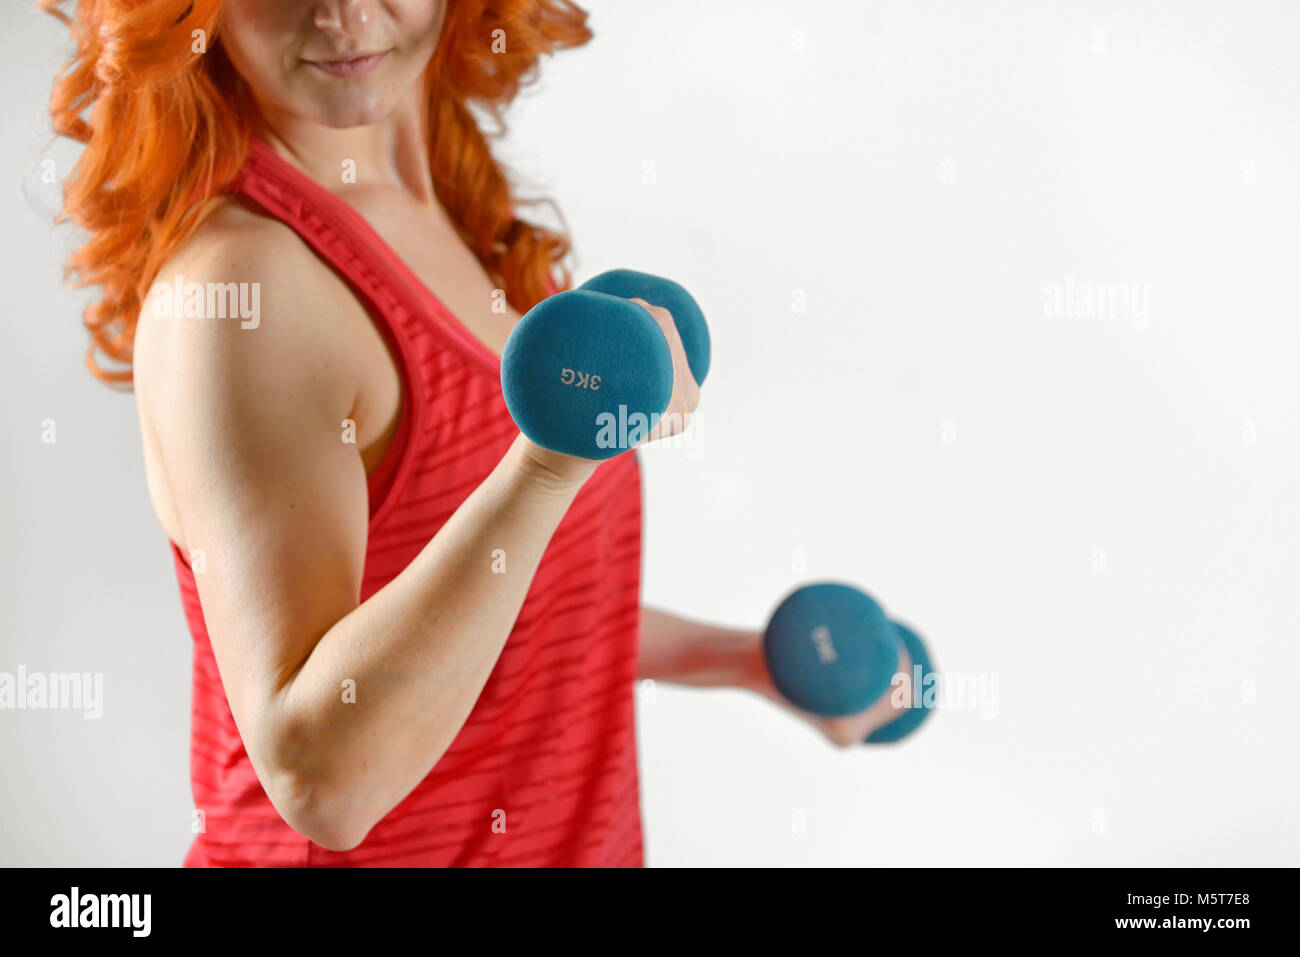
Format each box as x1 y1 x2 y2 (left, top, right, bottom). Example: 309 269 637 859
135 218 370 765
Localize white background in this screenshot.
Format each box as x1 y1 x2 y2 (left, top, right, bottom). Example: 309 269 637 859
2 0 1297 866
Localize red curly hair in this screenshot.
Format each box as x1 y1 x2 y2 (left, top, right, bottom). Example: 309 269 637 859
41 0 592 388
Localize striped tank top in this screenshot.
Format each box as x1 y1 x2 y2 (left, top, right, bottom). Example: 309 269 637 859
171 138 646 867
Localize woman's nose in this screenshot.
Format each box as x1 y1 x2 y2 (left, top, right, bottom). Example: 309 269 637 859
313 0 372 41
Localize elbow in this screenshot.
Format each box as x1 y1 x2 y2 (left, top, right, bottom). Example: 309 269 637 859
258 725 375 853
279 777 372 853
265 763 373 853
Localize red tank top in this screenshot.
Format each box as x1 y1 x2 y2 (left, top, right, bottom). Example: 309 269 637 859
171 138 646 867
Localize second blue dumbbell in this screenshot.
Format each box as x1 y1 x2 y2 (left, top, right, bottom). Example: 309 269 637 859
763 582 936 744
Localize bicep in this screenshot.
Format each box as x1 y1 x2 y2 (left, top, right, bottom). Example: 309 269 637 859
139 251 370 754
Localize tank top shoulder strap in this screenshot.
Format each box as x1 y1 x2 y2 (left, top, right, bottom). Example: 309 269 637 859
226 138 509 379
227 138 429 342
226 138 430 515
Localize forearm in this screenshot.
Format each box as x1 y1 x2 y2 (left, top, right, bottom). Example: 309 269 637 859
270 435 596 849
637 606 921 749
637 606 772 693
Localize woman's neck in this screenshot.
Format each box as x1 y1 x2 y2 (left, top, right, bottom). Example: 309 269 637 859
252 82 436 204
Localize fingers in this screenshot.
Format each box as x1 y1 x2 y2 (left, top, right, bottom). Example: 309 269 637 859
817 646 916 748
627 298 701 443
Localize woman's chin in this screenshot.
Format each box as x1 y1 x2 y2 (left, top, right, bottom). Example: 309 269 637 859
303 89 404 130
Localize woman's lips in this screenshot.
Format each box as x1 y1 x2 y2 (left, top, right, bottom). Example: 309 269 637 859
307 52 388 78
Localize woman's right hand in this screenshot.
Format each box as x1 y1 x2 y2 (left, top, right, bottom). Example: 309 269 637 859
514 294 702 477
627 297 703 447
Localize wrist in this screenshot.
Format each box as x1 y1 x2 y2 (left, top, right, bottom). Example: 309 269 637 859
712 627 777 696
744 633 781 701
509 435 601 497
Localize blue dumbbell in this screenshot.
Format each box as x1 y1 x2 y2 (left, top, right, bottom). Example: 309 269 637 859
500 270 710 460
762 582 936 744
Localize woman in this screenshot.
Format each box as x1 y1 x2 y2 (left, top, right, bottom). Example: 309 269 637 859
45 0 910 866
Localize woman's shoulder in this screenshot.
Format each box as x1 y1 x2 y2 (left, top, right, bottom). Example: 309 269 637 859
131 194 386 551
133 195 363 411
145 195 323 311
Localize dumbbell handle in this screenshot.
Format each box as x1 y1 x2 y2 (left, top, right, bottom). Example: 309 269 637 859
580 270 711 387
